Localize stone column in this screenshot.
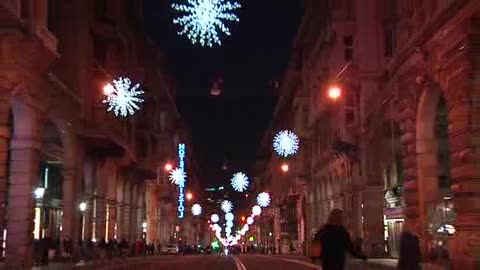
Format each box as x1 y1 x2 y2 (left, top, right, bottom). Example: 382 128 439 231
129 184 138 243
83 159 95 241
94 161 108 241
0 98 10 255
5 98 43 269
273 207 281 254
136 186 145 240
145 183 158 244
115 177 124 239
106 166 117 240
361 186 385 257
448 25 480 268
62 129 83 256
123 181 131 240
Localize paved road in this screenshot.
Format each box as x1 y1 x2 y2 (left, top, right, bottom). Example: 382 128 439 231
148 255 322 270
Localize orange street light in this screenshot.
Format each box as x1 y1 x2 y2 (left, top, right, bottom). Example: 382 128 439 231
281 163 289 173
328 86 341 100
186 192 193 200
164 163 173 171
103 83 115 95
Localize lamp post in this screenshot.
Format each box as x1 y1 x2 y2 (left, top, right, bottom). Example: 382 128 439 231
328 86 342 100
281 163 289 173
79 202 87 241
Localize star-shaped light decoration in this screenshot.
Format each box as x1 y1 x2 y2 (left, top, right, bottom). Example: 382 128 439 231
231 172 249 192
257 192 271 208
169 168 186 186
221 200 233 213
102 77 144 117
191 204 202 216
273 130 300 157
171 0 241 47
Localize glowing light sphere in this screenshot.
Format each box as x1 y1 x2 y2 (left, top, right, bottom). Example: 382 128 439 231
225 212 234 221
221 200 233 213
169 168 186 186
211 214 220 223
225 227 232 234
252 205 262 216
102 77 144 117
171 0 241 47
257 192 271 208
246 217 254 225
328 86 341 100
191 204 202 216
273 130 300 157
164 163 173 171
231 172 249 192
281 163 289 172
226 220 233 228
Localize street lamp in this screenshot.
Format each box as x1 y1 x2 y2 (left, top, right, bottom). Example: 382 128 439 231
103 83 115 95
164 163 173 171
79 201 87 241
79 202 87 212
34 187 45 199
186 192 193 201
328 86 342 100
281 163 289 173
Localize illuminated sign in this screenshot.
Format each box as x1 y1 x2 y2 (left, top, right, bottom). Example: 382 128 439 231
178 143 186 218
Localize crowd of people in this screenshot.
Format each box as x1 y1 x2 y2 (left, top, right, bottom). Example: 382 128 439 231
32 236 164 267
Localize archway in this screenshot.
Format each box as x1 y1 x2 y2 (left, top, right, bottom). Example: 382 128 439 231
416 85 455 259
33 120 64 245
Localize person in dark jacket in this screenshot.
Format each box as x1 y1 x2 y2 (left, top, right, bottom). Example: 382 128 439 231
315 209 366 270
397 231 421 270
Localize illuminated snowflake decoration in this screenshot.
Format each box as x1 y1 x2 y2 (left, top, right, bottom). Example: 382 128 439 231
230 172 249 192
257 192 271 208
191 204 202 216
221 200 233 213
273 130 300 157
169 168 186 186
102 77 144 117
171 0 241 47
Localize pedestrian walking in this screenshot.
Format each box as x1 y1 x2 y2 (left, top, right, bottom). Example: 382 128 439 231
314 209 367 270
397 231 421 270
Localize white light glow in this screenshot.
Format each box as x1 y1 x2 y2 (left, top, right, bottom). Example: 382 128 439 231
172 0 241 47
221 200 233 213
226 220 233 228
102 77 144 117
34 187 45 199
252 205 262 216
231 172 249 192
257 192 270 208
246 217 254 225
225 212 234 221
169 168 186 186
79 202 87 212
191 204 202 216
211 214 220 223
273 130 300 157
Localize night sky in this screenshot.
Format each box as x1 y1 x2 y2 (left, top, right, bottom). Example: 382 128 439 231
143 0 303 188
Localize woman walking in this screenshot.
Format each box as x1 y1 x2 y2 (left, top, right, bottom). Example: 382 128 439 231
314 209 366 270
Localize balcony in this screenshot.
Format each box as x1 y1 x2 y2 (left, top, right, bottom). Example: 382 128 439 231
83 107 135 161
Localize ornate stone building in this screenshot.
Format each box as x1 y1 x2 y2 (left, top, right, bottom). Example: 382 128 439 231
258 0 480 268
0 0 191 268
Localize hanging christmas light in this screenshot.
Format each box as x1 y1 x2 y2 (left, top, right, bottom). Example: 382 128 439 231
273 130 300 157
246 216 254 225
211 214 220 223
257 192 271 208
171 0 241 47
169 168 186 186
191 204 202 216
231 172 249 192
252 205 262 216
221 200 233 213
102 77 144 117
225 212 234 221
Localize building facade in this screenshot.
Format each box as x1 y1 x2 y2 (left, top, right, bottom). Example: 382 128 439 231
0 0 189 268
257 0 480 268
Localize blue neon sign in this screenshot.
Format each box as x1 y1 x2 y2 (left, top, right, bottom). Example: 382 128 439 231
178 143 186 219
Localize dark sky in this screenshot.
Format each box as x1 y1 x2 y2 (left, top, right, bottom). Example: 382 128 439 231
143 0 303 188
